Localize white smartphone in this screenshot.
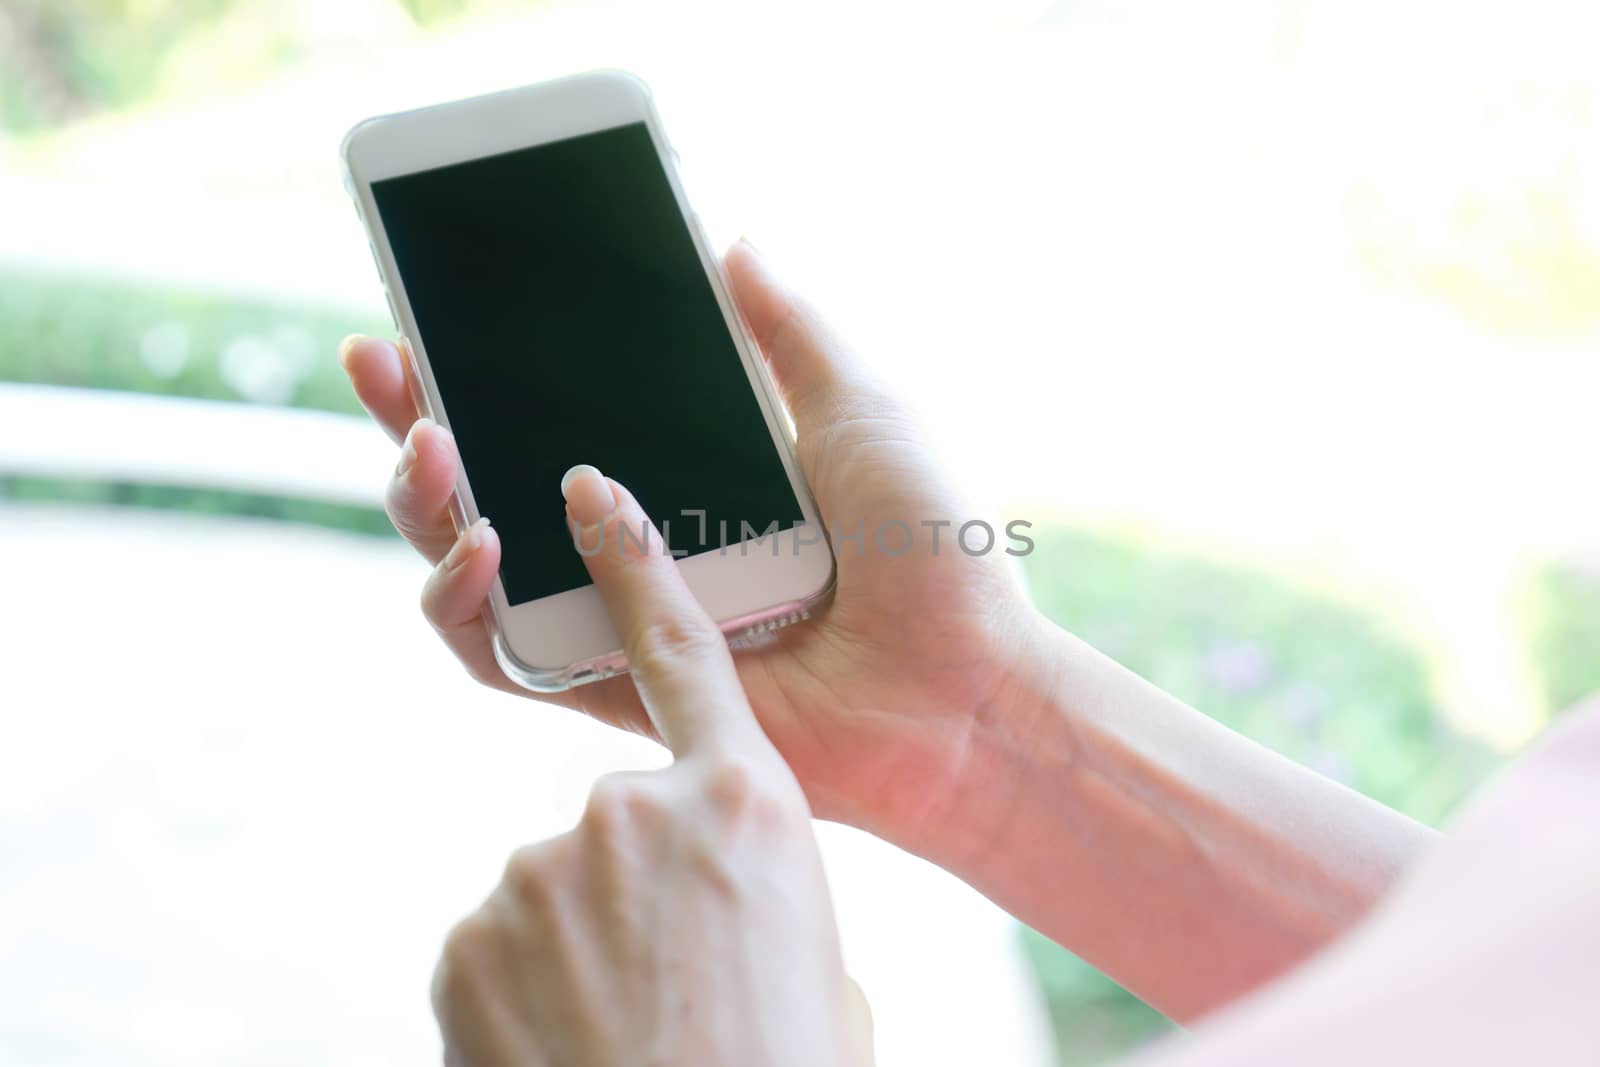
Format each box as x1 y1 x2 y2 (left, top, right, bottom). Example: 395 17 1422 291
341 70 835 692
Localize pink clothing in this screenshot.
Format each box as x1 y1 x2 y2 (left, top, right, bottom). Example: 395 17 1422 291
1135 702 1600 1065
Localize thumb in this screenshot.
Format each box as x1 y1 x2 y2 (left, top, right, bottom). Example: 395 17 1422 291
844 974 876 1065
724 240 879 436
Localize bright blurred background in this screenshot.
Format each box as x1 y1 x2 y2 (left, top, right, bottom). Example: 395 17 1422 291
3 0 1597 1064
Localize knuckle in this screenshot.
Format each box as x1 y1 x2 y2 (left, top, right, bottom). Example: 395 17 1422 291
701 755 802 830
606 515 661 566
629 614 724 679
439 909 499 987
418 577 443 622
500 844 557 911
581 773 659 838
581 776 627 836
457 648 501 688
385 492 432 545
382 469 413 515
417 576 463 631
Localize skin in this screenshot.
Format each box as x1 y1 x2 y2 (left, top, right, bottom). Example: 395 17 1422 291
430 465 867 1067
1123 697 1600 1065
341 240 1437 1042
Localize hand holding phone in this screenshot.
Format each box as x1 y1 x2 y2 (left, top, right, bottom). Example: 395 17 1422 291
339 75 1041 855
344 71 833 690
340 236 1041 845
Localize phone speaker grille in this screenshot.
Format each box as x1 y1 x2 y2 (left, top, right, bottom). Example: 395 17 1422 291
726 607 811 651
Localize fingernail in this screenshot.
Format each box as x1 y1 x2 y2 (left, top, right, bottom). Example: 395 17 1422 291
396 418 434 478
444 517 490 571
738 238 786 293
561 464 616 526
737 235 759 254
338 334 363 368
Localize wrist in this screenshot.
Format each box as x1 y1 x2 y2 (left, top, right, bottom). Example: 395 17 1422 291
873 607 1079 877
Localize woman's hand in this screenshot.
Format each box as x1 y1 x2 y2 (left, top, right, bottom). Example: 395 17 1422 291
346 242 1438 1023
431 466 866 1067
340 240 1043 860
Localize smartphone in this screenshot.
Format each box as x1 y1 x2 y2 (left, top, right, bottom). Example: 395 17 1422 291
341 71 834 692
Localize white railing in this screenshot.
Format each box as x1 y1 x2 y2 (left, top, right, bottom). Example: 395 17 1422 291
0 382 390 507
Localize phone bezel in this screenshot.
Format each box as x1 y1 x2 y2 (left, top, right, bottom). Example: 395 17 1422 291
341 70 835 691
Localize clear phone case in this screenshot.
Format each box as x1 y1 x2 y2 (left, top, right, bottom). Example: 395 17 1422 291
491 593 831 694
389 73 839 694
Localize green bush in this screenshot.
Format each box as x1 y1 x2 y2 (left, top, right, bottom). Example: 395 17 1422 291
0 0 243 133
0 0 548 135
1525 561 1600 716
0 266 386 412
0 475 396 538
1015 526 1496 1066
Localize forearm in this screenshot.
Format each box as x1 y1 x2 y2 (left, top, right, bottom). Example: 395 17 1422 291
920 615 1437 1022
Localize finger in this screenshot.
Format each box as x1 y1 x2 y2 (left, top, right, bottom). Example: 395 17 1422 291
723 240 882 436
419 518 521 692
417 521 656 728
430 908 533 1067
559 464 770 757
845 975 876 1065
388 417 462 563
339 335 419 445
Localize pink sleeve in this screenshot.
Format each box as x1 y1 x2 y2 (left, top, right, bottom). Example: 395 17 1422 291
1127 700 1600 1067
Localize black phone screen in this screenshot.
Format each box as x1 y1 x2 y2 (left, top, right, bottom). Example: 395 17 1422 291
371 121 803 606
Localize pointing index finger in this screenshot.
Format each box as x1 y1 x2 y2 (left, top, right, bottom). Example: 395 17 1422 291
560 464 769 758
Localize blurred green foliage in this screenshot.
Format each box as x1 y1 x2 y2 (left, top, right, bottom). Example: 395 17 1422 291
1024 528 1494 823
1015 527 1498 1066
395 0 475 24
0 268 390 534
0 474 397 537
0 0 537 134
0 267 385 412
1525 561 1600 716
0 0 238 132
1020 924 1169 1067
